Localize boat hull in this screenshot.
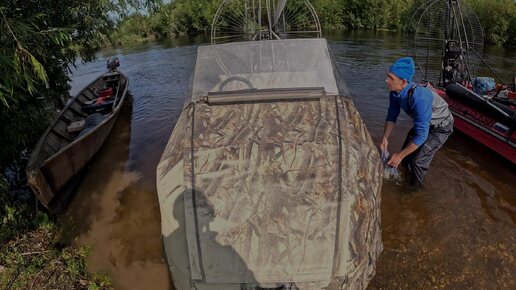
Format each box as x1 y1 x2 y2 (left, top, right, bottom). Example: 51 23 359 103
437 88 516 164
28 114 119 206
27 72 129 208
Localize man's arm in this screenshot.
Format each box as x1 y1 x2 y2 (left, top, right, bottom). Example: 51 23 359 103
381 93 400 151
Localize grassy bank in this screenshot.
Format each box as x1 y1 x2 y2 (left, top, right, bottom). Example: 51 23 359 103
0 184 112 290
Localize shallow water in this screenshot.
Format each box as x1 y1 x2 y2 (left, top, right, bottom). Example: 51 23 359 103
61 31 515 289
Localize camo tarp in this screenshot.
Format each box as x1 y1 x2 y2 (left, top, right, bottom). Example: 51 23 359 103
156 39 382 290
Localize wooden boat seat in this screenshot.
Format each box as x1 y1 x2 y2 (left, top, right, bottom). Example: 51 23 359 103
50 128 73 142
67 120 86 133
68 106 87 117
83 88 99 100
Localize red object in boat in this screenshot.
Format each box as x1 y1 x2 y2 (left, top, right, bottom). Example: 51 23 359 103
99 87 113 98
95 88 114 104
436 88 516 164
95 97 106 104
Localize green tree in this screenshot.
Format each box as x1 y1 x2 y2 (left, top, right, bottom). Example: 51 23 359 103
0 0 159 168
111 13 155 44
313 0 346 29
468 0 516 46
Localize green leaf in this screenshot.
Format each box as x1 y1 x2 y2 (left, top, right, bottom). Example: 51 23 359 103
0 89 8 108
88 284 100 290
29 54 48 84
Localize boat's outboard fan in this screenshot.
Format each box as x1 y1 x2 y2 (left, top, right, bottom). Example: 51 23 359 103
211 0 321 45
406 0 484 86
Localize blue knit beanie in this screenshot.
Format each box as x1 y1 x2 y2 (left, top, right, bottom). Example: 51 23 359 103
390 57 415 82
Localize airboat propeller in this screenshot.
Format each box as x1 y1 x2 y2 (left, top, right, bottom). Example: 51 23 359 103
211 0 322 45
406 0 485 86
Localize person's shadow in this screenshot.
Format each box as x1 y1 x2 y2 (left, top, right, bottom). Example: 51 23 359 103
163 190 257 289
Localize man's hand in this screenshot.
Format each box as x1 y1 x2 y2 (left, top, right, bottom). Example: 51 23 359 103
380 122 395 152
380 137 388 152
387 152 404 168
389 142 419 168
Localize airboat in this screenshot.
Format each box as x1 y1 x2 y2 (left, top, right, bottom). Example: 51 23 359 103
406 0 516 164
156 0 382 289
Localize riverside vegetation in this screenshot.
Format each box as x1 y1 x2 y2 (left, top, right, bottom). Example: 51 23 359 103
0 0 514 289
111 0 516 47
0 1 157 289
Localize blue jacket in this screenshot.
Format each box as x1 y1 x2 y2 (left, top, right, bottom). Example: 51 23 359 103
386 82 433 146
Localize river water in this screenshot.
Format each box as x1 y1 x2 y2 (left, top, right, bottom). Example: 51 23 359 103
60 31 516 289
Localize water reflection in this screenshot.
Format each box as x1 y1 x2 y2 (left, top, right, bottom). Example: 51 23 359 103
60 98 172 289
96 35 210 60
62 30 515 290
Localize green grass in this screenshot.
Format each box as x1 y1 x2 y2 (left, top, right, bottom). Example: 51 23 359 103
0 188 113 290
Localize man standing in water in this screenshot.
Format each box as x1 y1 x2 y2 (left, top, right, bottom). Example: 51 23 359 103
380 57 454 189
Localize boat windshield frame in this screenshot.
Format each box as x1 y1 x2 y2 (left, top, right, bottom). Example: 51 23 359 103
188 38 350 106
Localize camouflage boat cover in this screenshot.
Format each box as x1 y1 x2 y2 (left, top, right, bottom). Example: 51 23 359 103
157 39 382 290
